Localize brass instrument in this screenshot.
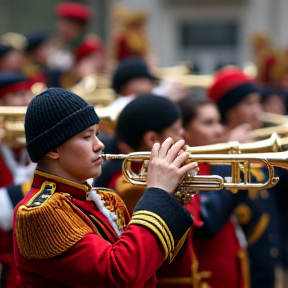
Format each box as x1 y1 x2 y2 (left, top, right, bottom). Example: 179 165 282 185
187 133 281 154
71 74 116 107
153 62 257 89
252 123 288 139
102 151 288 199
0 106 26 146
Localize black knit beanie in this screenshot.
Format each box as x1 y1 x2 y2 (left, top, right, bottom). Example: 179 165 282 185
112 57 157 94
116 93 182 150
25 87 100 162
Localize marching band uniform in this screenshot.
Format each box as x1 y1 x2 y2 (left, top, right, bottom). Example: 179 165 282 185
111 7 151 63
13 87 194 288
207 68 283 288
22 31 51 86
193 163 249 288
0 72 35 288
14 170 192 287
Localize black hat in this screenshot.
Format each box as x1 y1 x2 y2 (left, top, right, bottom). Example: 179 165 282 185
25 31 50 53
25 87 100 162
112 57 157 94
116 93 181 150
0 43 13 59
0 72 30 96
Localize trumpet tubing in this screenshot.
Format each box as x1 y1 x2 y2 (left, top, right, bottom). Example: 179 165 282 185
186 133 281 154
102 151 288 196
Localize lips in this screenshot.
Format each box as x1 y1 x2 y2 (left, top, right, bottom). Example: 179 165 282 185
92 155 103 164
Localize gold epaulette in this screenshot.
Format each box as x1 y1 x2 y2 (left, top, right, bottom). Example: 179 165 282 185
93 187 130 229
16 181 93 260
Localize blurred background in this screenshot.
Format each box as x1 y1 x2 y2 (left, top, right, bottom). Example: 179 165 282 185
1 0 288 73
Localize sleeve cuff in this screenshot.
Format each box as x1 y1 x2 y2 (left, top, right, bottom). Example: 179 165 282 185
130 187 193 260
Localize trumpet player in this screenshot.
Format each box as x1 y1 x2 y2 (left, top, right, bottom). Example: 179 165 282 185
0 71 36 288
99 93 207 288
207 67 283 288
178 96 250 288
13 88 197 288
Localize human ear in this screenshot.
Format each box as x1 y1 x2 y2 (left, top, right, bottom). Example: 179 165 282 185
46 149 59 160
143 131 159 150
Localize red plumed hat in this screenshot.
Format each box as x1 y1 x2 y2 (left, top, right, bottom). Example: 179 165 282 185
208 67 254 103
207 67 260 118
75 36 104 61
54 2 93 22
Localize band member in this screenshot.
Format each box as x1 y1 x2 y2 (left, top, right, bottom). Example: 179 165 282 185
208 67 283 288
178 96 249 288
22 30 52 86
13 87 196 287
0 71 35 288
94 93 181 191
0 42 24 73
110 6 151 63
49 1 98 73
96 93 206 287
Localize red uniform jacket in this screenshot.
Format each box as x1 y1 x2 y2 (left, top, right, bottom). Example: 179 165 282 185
193 163 247 288
115 174 205 288
13 170 193 288
0 151 17 288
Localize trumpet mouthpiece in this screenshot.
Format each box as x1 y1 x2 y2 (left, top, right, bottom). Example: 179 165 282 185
101 154 127 160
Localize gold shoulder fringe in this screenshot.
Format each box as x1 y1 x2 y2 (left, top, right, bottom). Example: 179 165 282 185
16 193 93 259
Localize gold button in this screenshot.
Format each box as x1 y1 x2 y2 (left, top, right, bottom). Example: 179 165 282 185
270 248 278 258
260 189 269 200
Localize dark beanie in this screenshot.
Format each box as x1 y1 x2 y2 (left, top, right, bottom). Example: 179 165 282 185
116 93 181 150
25 87 100 162
208 67 260 119
0 43 13 59
25 31 50 53
112 57 157 94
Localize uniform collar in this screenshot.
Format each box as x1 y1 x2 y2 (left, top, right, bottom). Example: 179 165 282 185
32 169 91 200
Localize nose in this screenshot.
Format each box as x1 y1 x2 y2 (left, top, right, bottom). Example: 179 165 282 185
93 136 105 152
215 123 224 137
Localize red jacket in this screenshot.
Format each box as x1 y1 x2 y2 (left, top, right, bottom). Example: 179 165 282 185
14 170 193 288
0 151 17 288
115 174 205 288
193 163 247 288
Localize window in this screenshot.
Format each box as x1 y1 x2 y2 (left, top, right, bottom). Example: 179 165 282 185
180 22 238 47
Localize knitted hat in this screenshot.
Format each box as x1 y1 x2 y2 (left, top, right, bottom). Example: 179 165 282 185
0 72 31 96
116 93 181 150
25 88 99 162
207 67 260 118
112 57 157 94
54 2 93 22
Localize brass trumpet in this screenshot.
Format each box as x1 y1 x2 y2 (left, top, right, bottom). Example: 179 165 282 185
102 151 288 198
187 132 281 154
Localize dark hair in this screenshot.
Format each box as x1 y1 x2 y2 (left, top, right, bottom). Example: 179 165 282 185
116 93 182 150
177 96 215 128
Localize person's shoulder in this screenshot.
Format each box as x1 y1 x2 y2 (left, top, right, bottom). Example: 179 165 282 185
15 181 93 260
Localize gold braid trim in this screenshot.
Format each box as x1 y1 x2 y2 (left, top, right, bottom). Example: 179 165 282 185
247 213 270 245
238 248 251 288
16 193 93 259
129 210 174 260
169 228 190 263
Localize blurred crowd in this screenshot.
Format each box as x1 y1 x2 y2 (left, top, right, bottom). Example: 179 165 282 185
1 1 288 288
